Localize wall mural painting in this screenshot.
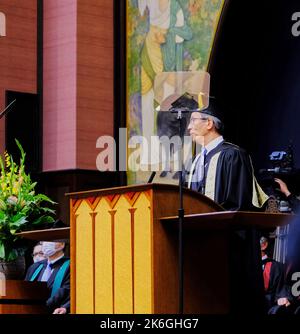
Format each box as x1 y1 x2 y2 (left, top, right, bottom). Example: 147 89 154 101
127 0 225 184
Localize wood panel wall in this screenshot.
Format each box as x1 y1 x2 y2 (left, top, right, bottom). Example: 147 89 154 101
43 0 114 171
76 0 114 170
0 1 115 171
43 0 77 170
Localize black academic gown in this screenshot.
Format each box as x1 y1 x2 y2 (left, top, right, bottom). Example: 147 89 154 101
186 141 257 211
25 256 70 313
184 141 269 313
262 258 288 312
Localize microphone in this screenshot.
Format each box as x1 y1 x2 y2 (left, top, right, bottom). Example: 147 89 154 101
147 171 156 183
0 99 16 119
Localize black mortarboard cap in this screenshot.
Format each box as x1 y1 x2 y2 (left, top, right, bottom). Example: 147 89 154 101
198 98 223 123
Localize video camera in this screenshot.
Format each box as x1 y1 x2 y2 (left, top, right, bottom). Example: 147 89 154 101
259 145 294 175
259 144 295 212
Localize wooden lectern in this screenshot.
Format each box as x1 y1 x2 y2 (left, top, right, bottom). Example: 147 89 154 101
3 227 71 315
0 280 48 314
68 183 293 314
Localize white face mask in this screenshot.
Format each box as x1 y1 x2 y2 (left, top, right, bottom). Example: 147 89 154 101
33 255 45 263
42 242 61 258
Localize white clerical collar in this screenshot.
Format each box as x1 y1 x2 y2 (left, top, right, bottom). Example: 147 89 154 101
204 136 224 154
261 255 268 261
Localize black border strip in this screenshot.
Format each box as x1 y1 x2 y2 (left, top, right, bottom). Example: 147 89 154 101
113 0 127 186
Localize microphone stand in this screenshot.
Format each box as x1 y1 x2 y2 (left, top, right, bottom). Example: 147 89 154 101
170 106 197 314
177 109 185 314
0 99 16 119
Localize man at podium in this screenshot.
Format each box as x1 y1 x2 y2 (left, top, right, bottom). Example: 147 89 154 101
186 99 268 211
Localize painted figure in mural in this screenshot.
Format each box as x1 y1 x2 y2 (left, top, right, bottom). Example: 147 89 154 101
138 0 192 166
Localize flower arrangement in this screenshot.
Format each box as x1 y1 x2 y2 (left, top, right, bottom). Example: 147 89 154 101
0 140 56 261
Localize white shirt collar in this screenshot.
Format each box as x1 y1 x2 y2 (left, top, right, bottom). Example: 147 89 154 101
188 136 223 189
204 136 224 154
48 253 64 265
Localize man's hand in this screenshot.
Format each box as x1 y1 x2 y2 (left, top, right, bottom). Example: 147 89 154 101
277 297 291 307
53 307 67 314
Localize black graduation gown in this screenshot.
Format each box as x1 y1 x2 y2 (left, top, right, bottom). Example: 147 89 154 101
186 141 260 211
213 142 255 211
262 258 288 311
25 257 70 312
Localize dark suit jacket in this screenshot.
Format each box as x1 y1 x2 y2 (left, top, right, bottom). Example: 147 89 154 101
25 256 70 312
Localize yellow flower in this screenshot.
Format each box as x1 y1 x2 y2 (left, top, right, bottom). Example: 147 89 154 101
4 151 10 168
0 198 7 210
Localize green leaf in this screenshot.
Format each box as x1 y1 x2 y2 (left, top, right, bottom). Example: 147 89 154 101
32 215 55 225
40 207 56 215
10 216 27 229
15 139 26 163
0 155 5 177
35 194 57 204
7 249 18 261
0 241 5 259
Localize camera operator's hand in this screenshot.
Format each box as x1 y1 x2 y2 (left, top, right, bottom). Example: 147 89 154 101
277 297 291 307
274 178 291 197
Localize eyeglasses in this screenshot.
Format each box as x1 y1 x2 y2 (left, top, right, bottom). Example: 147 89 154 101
189 117 208 124
32 251 44 257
